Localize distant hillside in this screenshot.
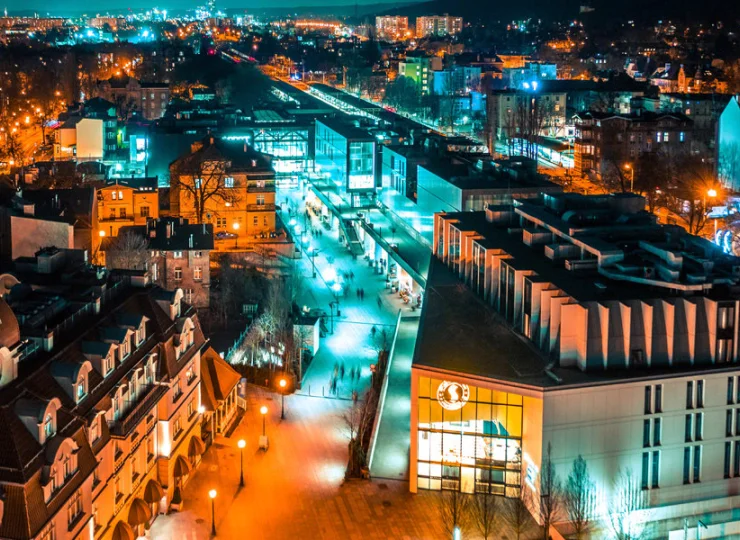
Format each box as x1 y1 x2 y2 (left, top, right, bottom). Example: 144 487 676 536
375 0 740 25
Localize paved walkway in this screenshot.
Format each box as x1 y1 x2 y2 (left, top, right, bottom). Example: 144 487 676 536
149 387 446 540
369 315 420 481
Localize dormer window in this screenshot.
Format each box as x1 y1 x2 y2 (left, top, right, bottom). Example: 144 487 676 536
136 323 145 345
44 414 55 439
103 354 114 375
76 379 86 401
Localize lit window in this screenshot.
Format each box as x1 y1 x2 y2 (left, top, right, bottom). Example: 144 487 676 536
44 414 54 438
194 267 202 281
76 380 86 400
174 267 182 281
225 177 235 188
173 251 183 259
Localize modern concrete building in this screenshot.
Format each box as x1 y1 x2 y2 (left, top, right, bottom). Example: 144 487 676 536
415 15 463 38
314 118 376 206
54 117 105 162
0 251 207 540
375 15 409 41
416 192 740 537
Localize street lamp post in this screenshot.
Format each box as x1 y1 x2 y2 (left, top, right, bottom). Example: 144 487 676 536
237 439 246 487
233 222 240 249
260 405 268 436
209 489 217 536
707 188 718 234
279 378 287 419
624 164 634 192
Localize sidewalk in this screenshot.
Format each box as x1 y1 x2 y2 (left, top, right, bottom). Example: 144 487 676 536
149 387 446 540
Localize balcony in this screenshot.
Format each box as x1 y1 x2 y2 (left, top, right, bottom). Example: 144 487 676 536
247 184 276 193
246 203 276 212
109 384 168 438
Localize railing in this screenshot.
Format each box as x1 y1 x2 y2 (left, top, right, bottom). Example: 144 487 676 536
246 203 276 212
247 184 276 193
109 384 168 437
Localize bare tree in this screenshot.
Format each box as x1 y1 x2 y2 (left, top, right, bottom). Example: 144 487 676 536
169 144 240 224
472 490 500 539
539 442 562 540
502 490 534 540
608 467 650 540
663 155 718 236
341 390 377 478
564 455 596 540
104 230 150 271
439 489 471 539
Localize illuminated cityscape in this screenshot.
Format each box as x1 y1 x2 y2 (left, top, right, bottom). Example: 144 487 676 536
2 1 740 539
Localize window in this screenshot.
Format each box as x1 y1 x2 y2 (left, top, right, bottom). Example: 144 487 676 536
193 267 202 281
89 418 99 443
663 132 669 142
685 414 693 442
253 216 258 226
735 441 740 477
683 447 691 484
225 177 234 188
44 414 54 438
103 354 113 375
693 445 702 482
643 420 650 448
111 191 117 200
695 413 703 441
184 288 193 304
216 217 227 228
736 408 740 436
687 381 694 409
119 208 127 219
644 386 652 414
730 377 736 405
186 363 195 383
656 132 662 143
654 385 662 413
194 178 202 189
67 489 83 526
726 442 732 478
697 380 704 408
40 524 56 540
173 251 183 259
641 452 649 489
651 451 660 488
174 267 182 281
194 251 203 258
173 379 182 400
256 194 265 206
680 131 685 142
173 415 182 438
118 191 123 200
76 380 86 400
653 418 661 446
140 206 150 217
187 398 195 418
728 410 734 437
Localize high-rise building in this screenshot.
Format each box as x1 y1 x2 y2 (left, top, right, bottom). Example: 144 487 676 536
375 15 409 41
415 15 463 38
416 192 740 537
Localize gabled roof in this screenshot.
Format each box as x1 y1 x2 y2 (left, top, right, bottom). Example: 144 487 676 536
200 346 240 411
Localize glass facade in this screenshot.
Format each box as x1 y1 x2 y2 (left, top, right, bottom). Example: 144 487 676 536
417 377 523 497
348 141 375 190
315 121 375 194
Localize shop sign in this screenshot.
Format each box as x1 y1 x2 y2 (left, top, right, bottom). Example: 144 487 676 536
436 380 470 410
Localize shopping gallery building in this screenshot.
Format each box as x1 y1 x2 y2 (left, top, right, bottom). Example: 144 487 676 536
410 192 740 538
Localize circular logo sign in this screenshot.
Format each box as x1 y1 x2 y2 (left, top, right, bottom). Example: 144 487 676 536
437 381 470 410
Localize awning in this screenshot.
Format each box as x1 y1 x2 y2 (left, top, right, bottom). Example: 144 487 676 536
127 497 153 526
112 521 135 540
188 435 206 457
173 454 193 478
143 479 165 504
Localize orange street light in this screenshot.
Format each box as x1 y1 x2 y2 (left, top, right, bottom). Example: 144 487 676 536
279 378 288 419
624 163 634 192
232 221 240 249
209 489 217 535
238 439 246 486
260 405 268 436
708 188 718 198
99 230 106 237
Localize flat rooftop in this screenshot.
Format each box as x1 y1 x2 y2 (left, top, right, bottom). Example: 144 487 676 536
414 260 740 390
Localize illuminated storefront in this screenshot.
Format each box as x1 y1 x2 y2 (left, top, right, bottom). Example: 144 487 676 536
414 376 523 496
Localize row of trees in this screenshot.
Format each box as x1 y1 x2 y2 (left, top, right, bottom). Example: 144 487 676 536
438 446 651 540
601 151 719 235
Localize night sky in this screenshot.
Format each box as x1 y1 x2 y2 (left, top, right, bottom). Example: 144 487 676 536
3 0 407 15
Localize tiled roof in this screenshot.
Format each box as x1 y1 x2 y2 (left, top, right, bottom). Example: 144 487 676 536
200 346 240 411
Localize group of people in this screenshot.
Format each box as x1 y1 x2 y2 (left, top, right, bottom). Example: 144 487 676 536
329 361 361 396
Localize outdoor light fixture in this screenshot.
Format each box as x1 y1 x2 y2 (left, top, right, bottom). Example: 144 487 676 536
238 439 246 486
279 378 287 419
198 405 205 414
232 222 240 249
209 489 217 535
708 189 718 198
98 230 106 237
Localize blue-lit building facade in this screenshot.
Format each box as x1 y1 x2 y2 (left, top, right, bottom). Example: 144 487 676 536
314 118 376 207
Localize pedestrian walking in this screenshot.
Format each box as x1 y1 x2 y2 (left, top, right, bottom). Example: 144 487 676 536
349 367 356 381
371 325 377 338
361 289 365 301
377 296 382 309
340 363 345 380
